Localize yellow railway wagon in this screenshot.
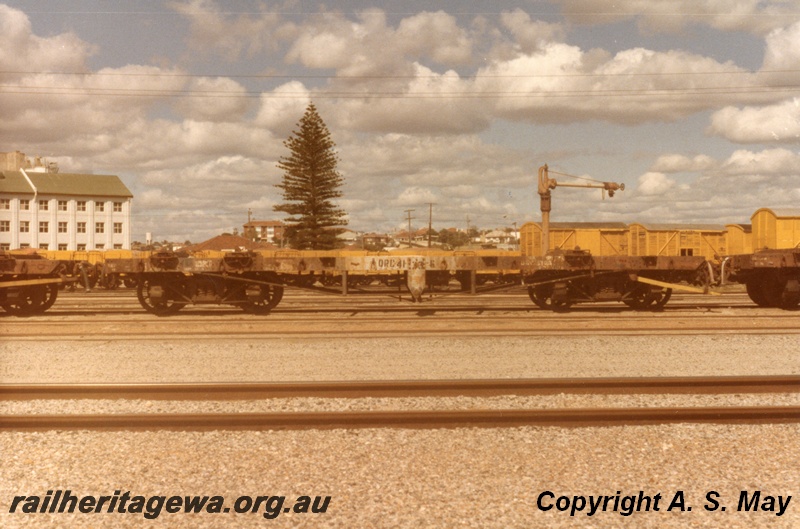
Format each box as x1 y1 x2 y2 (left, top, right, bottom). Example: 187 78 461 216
520 222 629 257
34 249 149 264
751 208 800 250
724 224 753 255
628 223 727 260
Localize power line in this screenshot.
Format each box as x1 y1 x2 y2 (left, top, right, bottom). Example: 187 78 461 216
2 68 798 80
0 84 796 99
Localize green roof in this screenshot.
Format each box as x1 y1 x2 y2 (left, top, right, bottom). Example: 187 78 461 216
0 171 132 198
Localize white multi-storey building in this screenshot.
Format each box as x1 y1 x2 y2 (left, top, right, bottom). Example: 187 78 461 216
0 152 133 251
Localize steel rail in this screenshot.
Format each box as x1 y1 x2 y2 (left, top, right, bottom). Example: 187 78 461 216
5 311 797 325
3 376 799 400
3 326 800 340
3 406 799 431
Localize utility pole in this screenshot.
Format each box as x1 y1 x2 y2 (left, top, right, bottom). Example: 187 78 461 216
512 221 518 249
426 203 435 247
404 209 415 248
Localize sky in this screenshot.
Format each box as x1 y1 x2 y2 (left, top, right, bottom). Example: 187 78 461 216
1 0 799 243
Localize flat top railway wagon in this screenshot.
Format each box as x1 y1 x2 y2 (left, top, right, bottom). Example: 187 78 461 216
0 250 82 315
4 190 800 315
724 248 800 309
3 244 799 316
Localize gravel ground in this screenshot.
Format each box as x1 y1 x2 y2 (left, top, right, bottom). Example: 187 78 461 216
2 393 800 415
2 331 799 528
1 425 798 528
1 334 799 382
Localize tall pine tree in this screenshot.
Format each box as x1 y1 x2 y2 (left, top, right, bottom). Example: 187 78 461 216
274 103 347 249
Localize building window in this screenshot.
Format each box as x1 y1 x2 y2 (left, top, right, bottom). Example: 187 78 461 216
39 243 49 250
77 244 86 251
113 202 123 212
20 199 30 210
114 222 123 234
39 200 49 211
0 220 9 232
58 200 68 211
20 221 29 233
0 199 9 209
95 222 104 234
39 221 48 233
113 244 122 249
77 201 86 211
96 201 105 212
77 222 86 233
58 222 68 233
58 244 67 251
95 244 104 250
19 243 29 249
0 243 9 251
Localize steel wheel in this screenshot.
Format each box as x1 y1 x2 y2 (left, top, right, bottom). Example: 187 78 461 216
550 298 573 312
1 284 58 315
746 276 782 307
136 279 186 315
241 285 284 314
650 288 672 309
527 285 554 310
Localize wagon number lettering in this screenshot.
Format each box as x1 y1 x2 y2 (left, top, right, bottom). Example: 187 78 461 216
371 257 427 270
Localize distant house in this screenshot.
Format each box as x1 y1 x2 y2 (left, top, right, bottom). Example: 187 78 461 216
0 151 133 251
336 229 359 243
483 229 516 245
362 232 391 248
243 220 285 244
184 234 275 253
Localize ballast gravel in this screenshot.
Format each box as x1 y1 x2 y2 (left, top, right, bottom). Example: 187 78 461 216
1 425 798 528
1 393 799 415
2 330 799 528
2 334 799 382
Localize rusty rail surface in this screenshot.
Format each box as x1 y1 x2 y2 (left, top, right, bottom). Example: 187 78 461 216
2 376 799 400
3 377 797 431
3 406 800 431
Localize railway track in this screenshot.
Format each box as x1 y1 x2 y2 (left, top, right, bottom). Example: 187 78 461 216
4 291 799 339
4 315 799 339
3 376 798 431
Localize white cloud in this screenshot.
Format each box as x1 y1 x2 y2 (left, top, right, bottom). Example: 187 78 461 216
333 64 490 134
763 20 800 70
0 5 94 72
173 77 250 121
651 154 718 173
396 186 438 206
553 0 800 36
637 172 675 196
254 81 311 135
719 148 800 176
475 44 751 125
500 9 566 53
708 98 800 144
396 11 472 66
172 0 283 60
